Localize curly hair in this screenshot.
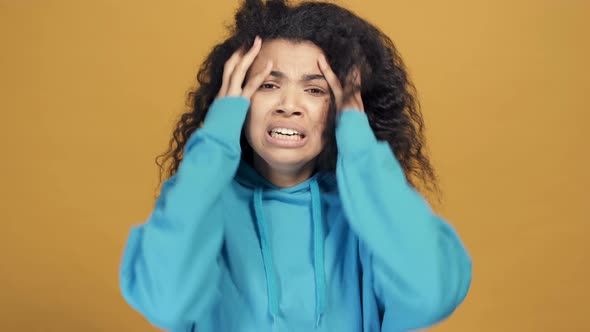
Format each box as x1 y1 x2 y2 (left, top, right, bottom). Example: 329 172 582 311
156 0 439 196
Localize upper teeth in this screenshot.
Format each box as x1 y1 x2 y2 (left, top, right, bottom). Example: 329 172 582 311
271 128 301 136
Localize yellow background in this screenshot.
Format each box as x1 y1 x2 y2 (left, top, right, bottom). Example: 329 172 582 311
1 0 588 331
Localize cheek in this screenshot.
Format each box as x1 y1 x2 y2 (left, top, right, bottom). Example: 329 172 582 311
309 99 330 133
245 107 268 145
250 90 279 108
249 94 274 125
243 114 254 144
245 114 258 136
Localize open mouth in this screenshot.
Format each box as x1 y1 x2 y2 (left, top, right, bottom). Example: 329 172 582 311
267 128 306 141
265 125 308 148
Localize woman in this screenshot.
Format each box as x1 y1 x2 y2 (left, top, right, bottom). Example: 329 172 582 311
119 1 472 331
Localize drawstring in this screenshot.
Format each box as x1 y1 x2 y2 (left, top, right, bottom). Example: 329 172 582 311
253 187 280 320
252 178 327 327
310 179 326 326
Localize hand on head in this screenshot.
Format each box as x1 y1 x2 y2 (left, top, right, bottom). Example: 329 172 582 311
217 35 364 114
217 36 273 99
318 56 365 113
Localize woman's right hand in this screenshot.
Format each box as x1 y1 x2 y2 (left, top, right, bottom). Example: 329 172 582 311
216 36 273 99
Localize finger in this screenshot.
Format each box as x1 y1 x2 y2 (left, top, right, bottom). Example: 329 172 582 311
354 90 365 112
218 49 244 98
242 60 273 98
317 55 343 107
340 66 364 112
352 67 365 112
227 36 262 96
343 66 360 94
352 66 361 90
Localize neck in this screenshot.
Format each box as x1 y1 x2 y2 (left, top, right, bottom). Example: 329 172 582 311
253 155 317 188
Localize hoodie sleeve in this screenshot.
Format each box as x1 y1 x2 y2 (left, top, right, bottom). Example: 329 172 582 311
119 97 250 330
335 109 472 331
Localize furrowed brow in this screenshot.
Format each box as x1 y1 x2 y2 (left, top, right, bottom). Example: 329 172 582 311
302 74 326 81
269 71 325 82
269 71 286 78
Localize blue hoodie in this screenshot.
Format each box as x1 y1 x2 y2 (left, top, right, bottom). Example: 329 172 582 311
119 97 472 332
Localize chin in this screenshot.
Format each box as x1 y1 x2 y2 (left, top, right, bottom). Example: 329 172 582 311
256 150 317 172
264 155 313 171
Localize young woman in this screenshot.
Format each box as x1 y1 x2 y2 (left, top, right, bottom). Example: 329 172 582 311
119 1 472 331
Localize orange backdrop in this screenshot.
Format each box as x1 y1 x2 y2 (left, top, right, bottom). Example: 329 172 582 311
1 0 588 331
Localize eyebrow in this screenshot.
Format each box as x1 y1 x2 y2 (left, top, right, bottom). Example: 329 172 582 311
270 70 326 82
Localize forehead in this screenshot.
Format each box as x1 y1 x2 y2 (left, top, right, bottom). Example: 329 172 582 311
251 39 324 74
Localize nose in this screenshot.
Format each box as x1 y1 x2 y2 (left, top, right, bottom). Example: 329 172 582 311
274 87 303 117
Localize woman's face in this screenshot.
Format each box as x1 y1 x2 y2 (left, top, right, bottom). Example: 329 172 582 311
245 39 330 175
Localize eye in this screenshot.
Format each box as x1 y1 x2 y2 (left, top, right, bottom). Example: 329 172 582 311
259 82 279 90
306 87 326 95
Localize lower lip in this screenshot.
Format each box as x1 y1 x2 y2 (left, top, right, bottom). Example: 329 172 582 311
265 131 307 148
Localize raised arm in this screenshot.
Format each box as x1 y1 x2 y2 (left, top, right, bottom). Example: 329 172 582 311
318 57 472 331
335 110 471 331
119 37 272 329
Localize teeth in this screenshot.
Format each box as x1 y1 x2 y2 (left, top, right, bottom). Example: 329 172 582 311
270 127 303 137
270 131 303 140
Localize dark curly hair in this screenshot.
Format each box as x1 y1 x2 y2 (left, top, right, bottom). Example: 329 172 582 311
156 0 439 196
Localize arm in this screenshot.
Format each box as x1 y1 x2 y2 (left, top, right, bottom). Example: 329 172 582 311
119 97 250 329
119 36 272 329
335 110 472 331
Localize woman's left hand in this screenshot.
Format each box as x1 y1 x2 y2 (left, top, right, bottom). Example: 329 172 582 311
318 55 365 113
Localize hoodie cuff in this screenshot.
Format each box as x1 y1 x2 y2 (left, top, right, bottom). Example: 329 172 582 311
336 109 377 157
201 96 251 145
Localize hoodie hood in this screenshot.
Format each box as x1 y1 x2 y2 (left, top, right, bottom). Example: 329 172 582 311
235 161 334 326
